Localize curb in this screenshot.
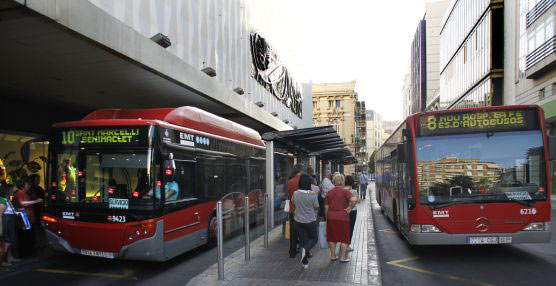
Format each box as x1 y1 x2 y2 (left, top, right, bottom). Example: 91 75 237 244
367 184 382 286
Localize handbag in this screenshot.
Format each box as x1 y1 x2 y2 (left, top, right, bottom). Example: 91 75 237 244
15 209 31 230
318 221 327 249
284 220 290 240
283 200 290 213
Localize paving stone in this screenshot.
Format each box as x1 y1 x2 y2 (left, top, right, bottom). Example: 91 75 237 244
186 185 381 286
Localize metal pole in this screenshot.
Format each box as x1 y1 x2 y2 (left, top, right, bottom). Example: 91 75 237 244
244 196 250 261
264 193 269 248
265 140 275 228
216 201 224 280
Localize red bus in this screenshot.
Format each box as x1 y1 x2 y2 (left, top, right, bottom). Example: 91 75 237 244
43 106 267 261
375 105 554 245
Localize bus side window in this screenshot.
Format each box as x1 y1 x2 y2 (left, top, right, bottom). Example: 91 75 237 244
169 161 195 201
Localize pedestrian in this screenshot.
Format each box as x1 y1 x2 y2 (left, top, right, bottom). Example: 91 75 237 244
325 173 357 263
345 176 359 251
287 164 305 258
359 172 368 200
292 175 319 269
28 174 47 256
320 170 334 198
13 177 42 258
1 183 18 266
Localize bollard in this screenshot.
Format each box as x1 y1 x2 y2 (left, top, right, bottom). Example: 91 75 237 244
216 201 224 280
244 196 250 261
264 193 269 248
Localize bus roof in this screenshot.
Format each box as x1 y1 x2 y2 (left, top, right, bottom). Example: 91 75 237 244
53 106 265 147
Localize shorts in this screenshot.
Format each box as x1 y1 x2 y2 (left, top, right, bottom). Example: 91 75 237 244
2 214 16 244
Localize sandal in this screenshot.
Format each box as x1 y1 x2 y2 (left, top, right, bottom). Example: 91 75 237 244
339 258 351 263
330 257 338 261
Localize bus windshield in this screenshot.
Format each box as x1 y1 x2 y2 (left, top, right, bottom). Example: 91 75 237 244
50 149 157 210
416 130 546 207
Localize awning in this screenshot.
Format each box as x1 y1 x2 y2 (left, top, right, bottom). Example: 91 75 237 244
262 126 356 164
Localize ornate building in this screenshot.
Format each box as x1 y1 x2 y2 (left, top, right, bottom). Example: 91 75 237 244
312 81 359 174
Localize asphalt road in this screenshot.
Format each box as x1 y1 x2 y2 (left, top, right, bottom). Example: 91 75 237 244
372 191 556 286
0 220 270 286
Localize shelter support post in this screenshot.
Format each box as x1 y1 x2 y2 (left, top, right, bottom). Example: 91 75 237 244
265 140 275 228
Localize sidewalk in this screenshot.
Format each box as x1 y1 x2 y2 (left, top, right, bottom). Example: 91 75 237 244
186 186 381 286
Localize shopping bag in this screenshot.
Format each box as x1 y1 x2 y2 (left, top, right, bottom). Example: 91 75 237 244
318 221 327 249
284 220 290 240
283 200 290 213
15 209 31 230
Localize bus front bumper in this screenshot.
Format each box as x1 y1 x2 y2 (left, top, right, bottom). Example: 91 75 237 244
407 230 551 245
44 220 165 261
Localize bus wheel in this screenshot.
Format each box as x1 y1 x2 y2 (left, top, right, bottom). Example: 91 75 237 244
207 214 217 247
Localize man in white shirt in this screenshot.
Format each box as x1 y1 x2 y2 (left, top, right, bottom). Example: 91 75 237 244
359 172 368 200
320 170 334 198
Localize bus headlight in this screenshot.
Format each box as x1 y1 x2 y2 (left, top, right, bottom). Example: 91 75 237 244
421 225 441 233
410 224 441 233
410 224 421 233
523 222 546 231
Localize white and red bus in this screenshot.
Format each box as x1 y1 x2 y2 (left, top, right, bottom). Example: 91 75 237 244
375 105 554 245
43 106 269 261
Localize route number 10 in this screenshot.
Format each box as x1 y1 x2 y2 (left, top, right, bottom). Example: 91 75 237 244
61 130 76 145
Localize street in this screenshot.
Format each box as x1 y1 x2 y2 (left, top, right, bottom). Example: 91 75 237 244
372 187 556 286
0 223 267 286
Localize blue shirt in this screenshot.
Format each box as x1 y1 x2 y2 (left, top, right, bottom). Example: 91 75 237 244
154 181 180 201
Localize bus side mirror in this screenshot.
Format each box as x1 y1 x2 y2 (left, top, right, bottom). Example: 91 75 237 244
397 144 406 163
549 136 556 161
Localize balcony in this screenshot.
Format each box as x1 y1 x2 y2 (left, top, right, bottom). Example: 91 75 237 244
527 0 555 27
526 35 556 78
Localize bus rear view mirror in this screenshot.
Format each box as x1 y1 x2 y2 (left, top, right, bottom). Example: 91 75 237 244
548 136 556 161
397 144 406 163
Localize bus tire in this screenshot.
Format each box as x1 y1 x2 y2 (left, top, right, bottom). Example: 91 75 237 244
207 213 217 247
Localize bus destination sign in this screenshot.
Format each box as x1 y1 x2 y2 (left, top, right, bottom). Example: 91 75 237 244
418 109 538 136
57 127 148 146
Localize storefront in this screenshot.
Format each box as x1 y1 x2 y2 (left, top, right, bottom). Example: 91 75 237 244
0 131 48 188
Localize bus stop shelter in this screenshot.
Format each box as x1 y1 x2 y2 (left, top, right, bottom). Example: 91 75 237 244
262 126 356 226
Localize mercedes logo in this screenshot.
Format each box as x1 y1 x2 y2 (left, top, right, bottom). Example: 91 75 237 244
476 217 489 232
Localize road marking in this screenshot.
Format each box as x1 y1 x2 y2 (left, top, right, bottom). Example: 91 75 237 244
387 257 496 286
37 268 137 280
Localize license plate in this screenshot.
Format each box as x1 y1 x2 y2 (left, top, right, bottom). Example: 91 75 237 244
80 249 114 259
468 236 498 244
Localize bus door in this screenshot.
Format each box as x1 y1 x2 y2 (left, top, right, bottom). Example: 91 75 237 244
398 129 410 235
162 159 201 241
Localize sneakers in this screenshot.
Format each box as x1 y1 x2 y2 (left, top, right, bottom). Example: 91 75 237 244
300 248 309 269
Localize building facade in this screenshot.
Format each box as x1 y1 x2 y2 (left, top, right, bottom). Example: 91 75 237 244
408 0 450 115
355 101 368 172
1 0 312 187
365 110 383 158
505 0 556 194
417 157 502 190
402 71 412 118
312 81 359 174
439 0 504 109
381 120 402 143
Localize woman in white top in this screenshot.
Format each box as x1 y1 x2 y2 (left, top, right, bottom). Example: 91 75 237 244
345 176 359 251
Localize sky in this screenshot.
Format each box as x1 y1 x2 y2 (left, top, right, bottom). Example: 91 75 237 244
265 0 427 121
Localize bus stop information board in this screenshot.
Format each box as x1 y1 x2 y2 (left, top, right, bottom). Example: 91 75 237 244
418 109 539 136
56 126 148 146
